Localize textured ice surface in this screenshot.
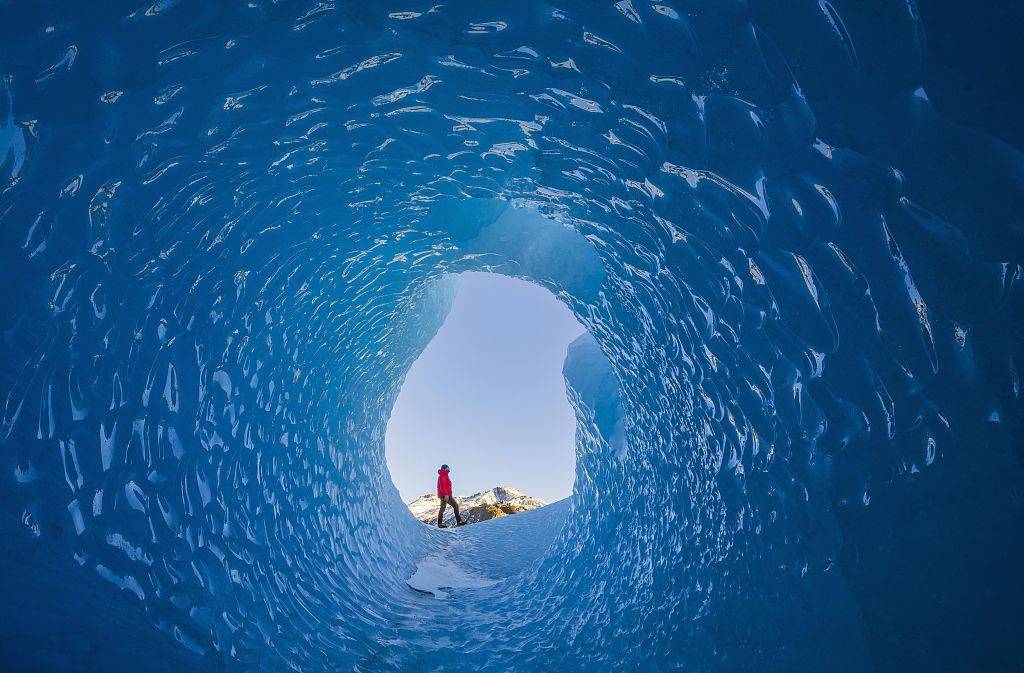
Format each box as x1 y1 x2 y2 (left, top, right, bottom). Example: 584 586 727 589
406 500 568 598
0 1 1022 672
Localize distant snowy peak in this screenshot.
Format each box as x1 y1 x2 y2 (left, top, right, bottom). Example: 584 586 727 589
407 486 546 526
467 485 531 505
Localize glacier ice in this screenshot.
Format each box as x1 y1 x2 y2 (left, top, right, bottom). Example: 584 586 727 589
0 1 1021 672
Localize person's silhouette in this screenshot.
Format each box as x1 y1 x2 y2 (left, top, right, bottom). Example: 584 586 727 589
436 464 465 527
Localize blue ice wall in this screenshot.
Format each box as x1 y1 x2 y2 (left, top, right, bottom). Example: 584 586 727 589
1 1 1021 672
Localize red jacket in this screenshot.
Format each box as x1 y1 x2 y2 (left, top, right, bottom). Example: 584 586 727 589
437 468 452 497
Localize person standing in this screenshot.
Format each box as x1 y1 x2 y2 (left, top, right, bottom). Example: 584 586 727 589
436 464 465 527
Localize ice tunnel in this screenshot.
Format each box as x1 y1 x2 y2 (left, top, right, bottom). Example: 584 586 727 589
1 1 1021 672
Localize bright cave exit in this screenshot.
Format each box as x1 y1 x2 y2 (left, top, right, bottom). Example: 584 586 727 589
386 272 584 526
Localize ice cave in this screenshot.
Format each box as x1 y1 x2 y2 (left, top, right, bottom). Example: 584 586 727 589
0 1 1021 672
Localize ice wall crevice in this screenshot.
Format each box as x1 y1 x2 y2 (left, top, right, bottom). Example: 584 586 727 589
0 1 1021 672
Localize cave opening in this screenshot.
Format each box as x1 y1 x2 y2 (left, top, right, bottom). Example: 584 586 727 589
385 271 585 524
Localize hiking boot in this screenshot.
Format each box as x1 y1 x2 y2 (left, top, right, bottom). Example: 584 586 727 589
437 523 448 528
455 520 467 527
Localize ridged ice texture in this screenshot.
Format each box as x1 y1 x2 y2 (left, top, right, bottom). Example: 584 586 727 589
1 2 1021 672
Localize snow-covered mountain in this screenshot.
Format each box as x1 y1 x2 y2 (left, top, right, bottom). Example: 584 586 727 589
407 486 546 527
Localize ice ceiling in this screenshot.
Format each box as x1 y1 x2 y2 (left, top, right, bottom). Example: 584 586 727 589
0 1 1021 672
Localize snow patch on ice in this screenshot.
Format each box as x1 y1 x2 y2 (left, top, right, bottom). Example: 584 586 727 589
407 553 497 600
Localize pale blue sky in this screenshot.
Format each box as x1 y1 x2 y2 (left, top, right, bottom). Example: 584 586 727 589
385 272 584 504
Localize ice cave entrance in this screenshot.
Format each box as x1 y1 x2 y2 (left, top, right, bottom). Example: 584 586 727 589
385 272 584 521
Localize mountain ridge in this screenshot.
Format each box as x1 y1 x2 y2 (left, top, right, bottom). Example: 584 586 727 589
407 486 546 526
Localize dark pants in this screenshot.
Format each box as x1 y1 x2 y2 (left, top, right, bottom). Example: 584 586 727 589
437 496 462 525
